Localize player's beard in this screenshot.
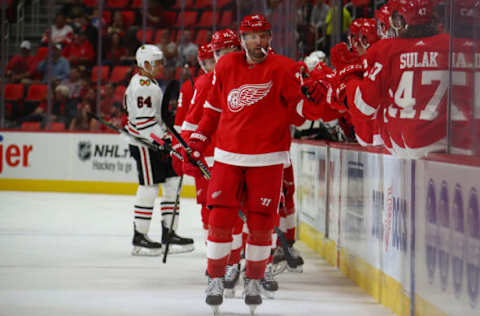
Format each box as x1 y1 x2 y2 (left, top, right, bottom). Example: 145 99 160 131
247 45 268 62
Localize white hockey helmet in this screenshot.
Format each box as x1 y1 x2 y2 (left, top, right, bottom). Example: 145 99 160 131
304 50 326 71
135 44 164 70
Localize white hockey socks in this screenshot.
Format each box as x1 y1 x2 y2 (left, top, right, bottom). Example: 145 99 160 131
160 176 181 231
133 185 159 234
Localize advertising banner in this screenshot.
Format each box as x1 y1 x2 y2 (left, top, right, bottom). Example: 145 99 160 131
415 160 480 316
295 144 328 233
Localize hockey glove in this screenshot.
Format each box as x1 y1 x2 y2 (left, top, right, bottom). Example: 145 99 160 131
302 77 329 104
330 42 361 70
183 132 209 179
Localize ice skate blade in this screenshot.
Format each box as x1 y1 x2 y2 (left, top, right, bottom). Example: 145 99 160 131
131 247 162 256
286 265 303 273
249 304 259 315
210 305 220 315
261 289 275 299
223 288 235 298
272 261 287 276
164 244 195 254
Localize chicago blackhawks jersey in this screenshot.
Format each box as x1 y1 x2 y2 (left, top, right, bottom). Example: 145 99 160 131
124 73 167 143
197 51 306 167
347 33 451 158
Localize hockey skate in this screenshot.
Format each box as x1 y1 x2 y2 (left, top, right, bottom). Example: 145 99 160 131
206 277 224 315
223 264 240 298
272 242 304 275
161 222 194 254
243 278 262 315
131 224 162 256
260 263 278 299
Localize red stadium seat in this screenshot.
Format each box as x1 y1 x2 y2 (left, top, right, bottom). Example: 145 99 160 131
49 122 66 131
173 0 195 9
136 28 154 43
25 84 48 102
195 29 212 45
219 10 233 27
217 0 233 8
198 11 219 27
114 85 126 103
36 47 49 61
195 0 212 8
82 0 98 8
5 84 25 102
175 11 198 27
102 10 112 25
91 66 110 83
110 66 132 84
121 10 135 27
131 0 142 8
107 0 130 8
21 122 42 130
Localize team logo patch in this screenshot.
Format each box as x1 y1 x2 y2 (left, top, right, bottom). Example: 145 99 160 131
227 81 272 112
140 79 151 86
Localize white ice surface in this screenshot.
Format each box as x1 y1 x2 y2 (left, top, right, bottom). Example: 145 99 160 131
0 192 394 316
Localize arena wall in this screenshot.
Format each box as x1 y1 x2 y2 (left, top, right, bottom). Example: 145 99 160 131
292 140 480 316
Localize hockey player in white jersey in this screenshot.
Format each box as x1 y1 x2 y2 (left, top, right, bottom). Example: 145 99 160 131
125 44 194 256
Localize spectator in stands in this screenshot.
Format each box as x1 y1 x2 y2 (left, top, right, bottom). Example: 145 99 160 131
76 14 98 50
144 1 176 28
6 40 35 83
311 0 330 35
156 29 178 63
61 67 83 99
62 31 95 66
105 32 130 65
41 12 74 46
99 83 122 117
325 4 352 53
69 103 95 131
106 10 127 37
177 30 198 64
17 85 77 128
61 0 88 25
37 44 71 83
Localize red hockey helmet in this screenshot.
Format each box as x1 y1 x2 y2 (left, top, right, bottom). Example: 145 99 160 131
211 29 241 51
454 0 480 25
375 4 394 38
348 18 366 50
389 0 434 26
198 42 214 60
359 18 379 49
239 14 271 34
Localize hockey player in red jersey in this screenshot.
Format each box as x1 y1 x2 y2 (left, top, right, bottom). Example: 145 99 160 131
182 14 319 314
343 0 449 158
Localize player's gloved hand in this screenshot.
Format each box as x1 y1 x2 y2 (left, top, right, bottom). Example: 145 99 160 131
183 132 209 179
302 77 329 104
170 137 184 176
150 132 168 151
330 42 361 70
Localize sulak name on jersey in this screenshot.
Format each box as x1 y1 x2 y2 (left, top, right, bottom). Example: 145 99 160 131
400 51 439 69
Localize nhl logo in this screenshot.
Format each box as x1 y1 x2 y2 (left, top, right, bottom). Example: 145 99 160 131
78 141 92 161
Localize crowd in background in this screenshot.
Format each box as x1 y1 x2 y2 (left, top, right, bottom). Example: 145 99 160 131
3 0 370 133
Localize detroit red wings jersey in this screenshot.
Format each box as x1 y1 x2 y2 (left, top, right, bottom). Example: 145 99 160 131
347 33 451 158
124 73 167 143
200 51 305 167
182 72 215 159
174 78 195 132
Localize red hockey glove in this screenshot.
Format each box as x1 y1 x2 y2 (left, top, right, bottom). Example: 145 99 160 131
183 132 209 179
302 77 330 104
170 137 184 176
330 42 361 70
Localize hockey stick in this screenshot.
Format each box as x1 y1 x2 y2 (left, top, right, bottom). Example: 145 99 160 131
87 112 183 161
162 174 183 264
274 226 300 269
161 80 211 180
